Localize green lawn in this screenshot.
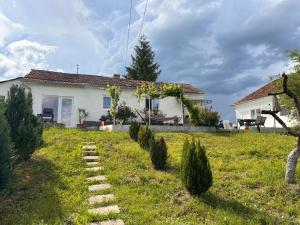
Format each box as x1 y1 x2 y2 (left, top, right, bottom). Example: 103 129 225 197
0 128 300 225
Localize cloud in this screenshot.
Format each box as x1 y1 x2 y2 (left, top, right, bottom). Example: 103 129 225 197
0 40 55 80
0 12 23 47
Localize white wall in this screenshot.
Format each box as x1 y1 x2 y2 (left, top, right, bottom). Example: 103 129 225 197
0 79 22 99
234 96 296 128
1 80 203 127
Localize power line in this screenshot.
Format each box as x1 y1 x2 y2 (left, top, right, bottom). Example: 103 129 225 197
124 0 133 74
139 0 149 38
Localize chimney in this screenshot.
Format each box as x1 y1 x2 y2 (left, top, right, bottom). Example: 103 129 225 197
113 74 121 79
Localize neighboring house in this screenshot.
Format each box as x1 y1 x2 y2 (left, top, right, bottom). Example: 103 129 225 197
233 80 297 128
0 69 206 128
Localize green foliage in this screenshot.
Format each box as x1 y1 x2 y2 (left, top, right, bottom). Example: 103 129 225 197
129 121 141 141
115 102 136 124
181 138 212 195
6 85 43 161
150 137 168 170
135 83 160 102
0 103 14 188
126 35 161 81
138 126 154 150
106 85 121 124
161 84 183 98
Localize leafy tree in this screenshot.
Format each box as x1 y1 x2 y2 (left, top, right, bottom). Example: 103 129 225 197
115 102 136 124
0 103 14 188
150 137 168 170
106 85 121 125
181 138 212 195
125 35 161 82
6 85 43 161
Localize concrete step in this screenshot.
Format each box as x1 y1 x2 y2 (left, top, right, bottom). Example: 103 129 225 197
84 156 99 162
88 184 111 192
88 205 120 215
87 175 106 181
83 145 97 150
84 151 99 156
89 219 124 225
85 167 103 172
86 162 99 166
88 194 115 204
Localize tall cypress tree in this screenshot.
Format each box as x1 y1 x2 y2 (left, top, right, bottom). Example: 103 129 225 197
125 35 161 81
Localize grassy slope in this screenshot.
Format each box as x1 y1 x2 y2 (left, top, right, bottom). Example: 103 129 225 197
0 129 299 225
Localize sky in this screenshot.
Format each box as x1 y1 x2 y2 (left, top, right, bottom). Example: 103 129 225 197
1 0 300 122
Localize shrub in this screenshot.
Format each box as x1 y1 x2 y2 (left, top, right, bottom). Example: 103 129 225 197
115 102 136 124
6 85 43 161
181 138 212 195
138 126 154 150
129 121 140 141
0 103 14 188
190 106 219 127
150 137 168 170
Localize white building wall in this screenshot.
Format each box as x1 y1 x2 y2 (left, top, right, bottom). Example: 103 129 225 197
234 96 296 128
0 79 22 99
0 80 203 127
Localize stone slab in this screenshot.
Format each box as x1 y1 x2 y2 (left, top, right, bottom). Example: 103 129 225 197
88 205 120 215
84 156 99 161
88 194 115 204
84 151 99 156
83 145 97 150
85 167 102 172
87 175 106 181
88 184 111 192
86 162 99 166
89 219 125 225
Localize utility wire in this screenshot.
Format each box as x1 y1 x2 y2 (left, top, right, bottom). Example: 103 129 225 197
124 0 133 74
139 0 149 38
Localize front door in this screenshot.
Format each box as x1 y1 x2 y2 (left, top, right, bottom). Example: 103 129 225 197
61 98 73 127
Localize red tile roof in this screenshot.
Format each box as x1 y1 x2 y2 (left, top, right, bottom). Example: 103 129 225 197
234 80 278 105
24 69 204 94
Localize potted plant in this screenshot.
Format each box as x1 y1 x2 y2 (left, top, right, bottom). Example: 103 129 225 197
99 115 107 126
77 108 88 129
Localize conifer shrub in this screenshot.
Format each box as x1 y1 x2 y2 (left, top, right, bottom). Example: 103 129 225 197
129 121 140 141
0 103 14 188
181 138 212 195
138 125 154 150
150 137 168 170
6 85 43 161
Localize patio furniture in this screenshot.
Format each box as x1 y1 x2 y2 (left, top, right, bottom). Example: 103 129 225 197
83 121 100 130
41 108 54 122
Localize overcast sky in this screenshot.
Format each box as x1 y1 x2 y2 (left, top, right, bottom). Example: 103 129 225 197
1 0 300 122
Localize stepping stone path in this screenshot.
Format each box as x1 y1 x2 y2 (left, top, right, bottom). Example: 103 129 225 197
82 142 124 225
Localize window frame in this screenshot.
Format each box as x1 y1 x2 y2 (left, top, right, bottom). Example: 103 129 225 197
103 96 112 109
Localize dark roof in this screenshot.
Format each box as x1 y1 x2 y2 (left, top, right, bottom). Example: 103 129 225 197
0 77 23 84
23 69 204 94
234 80 277 105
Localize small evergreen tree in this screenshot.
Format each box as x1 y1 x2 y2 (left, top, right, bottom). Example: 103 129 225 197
129 121 140 141
181 138 212 195
138 125 154 150
150 137 168 170
0 103 14 188
6 85 43 161
125 35 161 82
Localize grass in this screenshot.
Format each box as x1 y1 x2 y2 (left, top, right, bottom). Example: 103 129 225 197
0 128 300 224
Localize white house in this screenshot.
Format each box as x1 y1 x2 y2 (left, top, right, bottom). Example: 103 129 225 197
0 69 206 128
233 80 297 128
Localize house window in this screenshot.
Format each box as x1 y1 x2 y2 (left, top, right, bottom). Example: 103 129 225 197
0 96 5 102
103 96 111 109
145 98 159 111
250 109 261 119
42 96 59 121
280 108 291 116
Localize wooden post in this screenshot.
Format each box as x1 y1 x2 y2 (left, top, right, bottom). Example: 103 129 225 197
148 95 151 126
181 94 184 126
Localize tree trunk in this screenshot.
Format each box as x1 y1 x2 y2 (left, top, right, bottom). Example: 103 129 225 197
285 137 300 183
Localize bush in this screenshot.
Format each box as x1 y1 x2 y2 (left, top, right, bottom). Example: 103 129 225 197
129 121 140 141
138 126 154 150
6 85 43 161
190 106 219 127
0 103 14 188
181 138 212 195
150 137 168 170
115 102 136 124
